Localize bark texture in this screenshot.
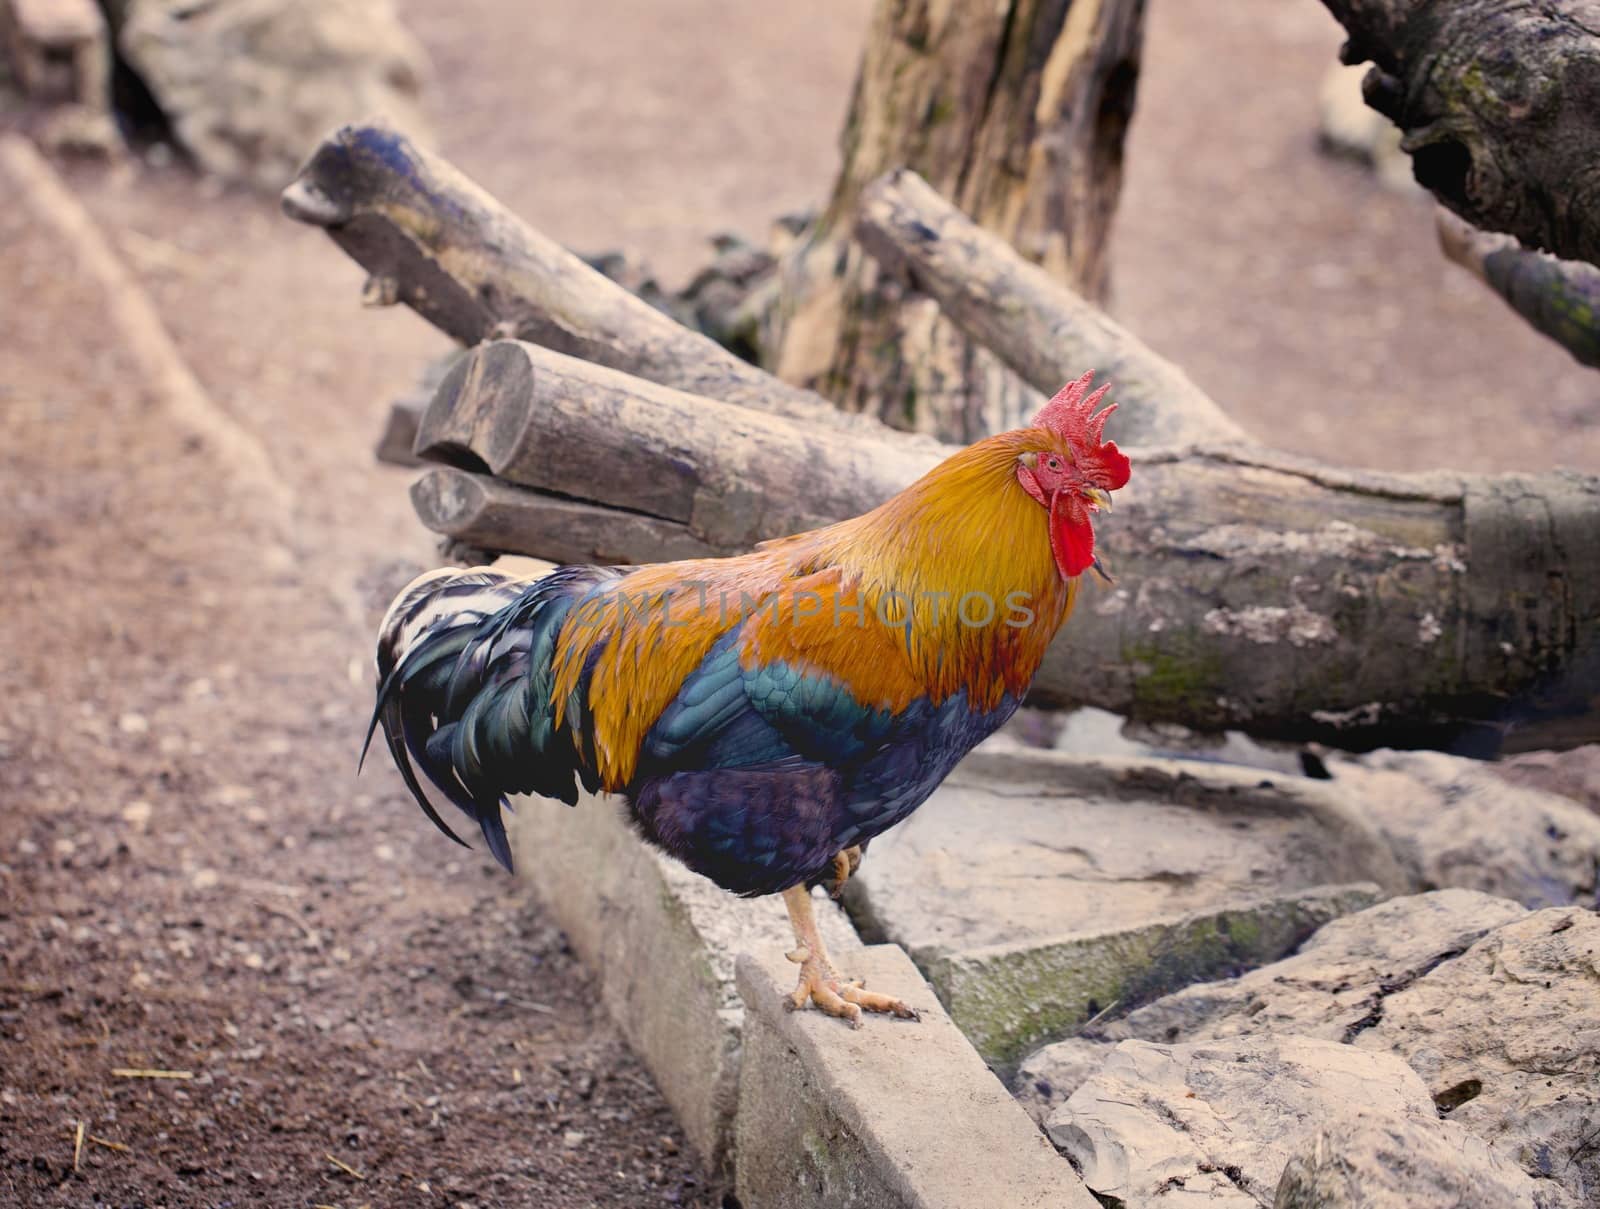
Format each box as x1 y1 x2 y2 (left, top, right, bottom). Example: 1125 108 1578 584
767 0 1147 441
1324 0 1600 266
1435 209 1600 370
279 119 845 427
413 340 1600 755
855 170 1250 448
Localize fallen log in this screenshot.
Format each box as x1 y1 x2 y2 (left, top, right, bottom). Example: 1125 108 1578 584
413 340 938 548
411 467 720 565
415 340 1600 754
854 170 1251 448
1322 0 1600 267
279 118 852 428
374 349 467 468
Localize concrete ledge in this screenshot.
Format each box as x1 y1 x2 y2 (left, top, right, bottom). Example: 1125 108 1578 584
734 945 1100 1209
509 792 860 1178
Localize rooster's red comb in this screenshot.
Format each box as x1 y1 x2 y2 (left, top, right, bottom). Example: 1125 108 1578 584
1032 370 1131 491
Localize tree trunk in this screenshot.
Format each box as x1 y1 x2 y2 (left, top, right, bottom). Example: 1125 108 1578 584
414 340 1600 756
1323 0 1600 267
767 0 1147 442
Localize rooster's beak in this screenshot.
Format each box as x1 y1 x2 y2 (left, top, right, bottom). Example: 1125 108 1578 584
1083 486 1114 513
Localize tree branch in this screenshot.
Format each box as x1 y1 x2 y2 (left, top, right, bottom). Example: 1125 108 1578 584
1435 209 1600 369
415 340 1600 754
1322 0 1600 266
854 170 1253 448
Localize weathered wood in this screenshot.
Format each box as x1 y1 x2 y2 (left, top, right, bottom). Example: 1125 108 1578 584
1324 0 1600 267
855 169 1251 448
279 118 852 428
416 341 1600 754
413 341 939 550
375 400 423 467
768 0 1147 441
411 467 719 565
374 348 466 468
1436 209 1600 370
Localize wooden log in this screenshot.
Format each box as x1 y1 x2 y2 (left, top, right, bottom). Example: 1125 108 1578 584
411 467 719 565
767 0 1147 441
1323 0 1600 267
279 118 853 428
375 400 423 467
413 340 939 550
1435 209 1600 371
854 169 1252 448
415 341 1600 754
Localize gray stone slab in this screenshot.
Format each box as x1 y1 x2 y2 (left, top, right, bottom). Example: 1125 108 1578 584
508 789 861 1179
1023 892 1596 1207
734 944 1100 1209
1015 888 1530 1120
1046 1035 1543 1208
1327 749 1600 908
1275 1117 1554 1209
848 748 1403 1067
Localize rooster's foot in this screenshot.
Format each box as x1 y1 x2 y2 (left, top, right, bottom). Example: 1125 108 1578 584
779 884 919 1028
784 953 919 1027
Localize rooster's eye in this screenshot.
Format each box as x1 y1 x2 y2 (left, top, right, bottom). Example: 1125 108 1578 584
1046 458 1060 471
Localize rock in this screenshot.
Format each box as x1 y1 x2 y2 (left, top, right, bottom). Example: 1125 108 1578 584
2 0 111 108
1330 750 1600 909
1350 907 1600 1208
1109 889 1530 1050
1045 1035 1453 1206
1495 744 1600 818
119 0 432 191
1274 1118 1555 1209
734 946 1098 1209
1024 895 1598 1207
1052 704 1308 778
847 748 1403 1068
1013 1037 1113 1126
1013 889 1528 1126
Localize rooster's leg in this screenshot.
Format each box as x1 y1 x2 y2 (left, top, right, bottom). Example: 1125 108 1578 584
780 884 919 1028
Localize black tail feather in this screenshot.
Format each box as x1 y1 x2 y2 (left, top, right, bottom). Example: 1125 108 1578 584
362 565 621 871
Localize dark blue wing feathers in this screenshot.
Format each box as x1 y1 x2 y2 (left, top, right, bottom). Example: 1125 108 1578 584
629 636 1016 896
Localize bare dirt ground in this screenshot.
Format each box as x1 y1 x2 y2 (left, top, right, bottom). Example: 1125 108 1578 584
2 0 1596 1206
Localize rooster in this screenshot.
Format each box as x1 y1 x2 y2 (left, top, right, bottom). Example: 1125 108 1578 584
365 371 1129 1026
